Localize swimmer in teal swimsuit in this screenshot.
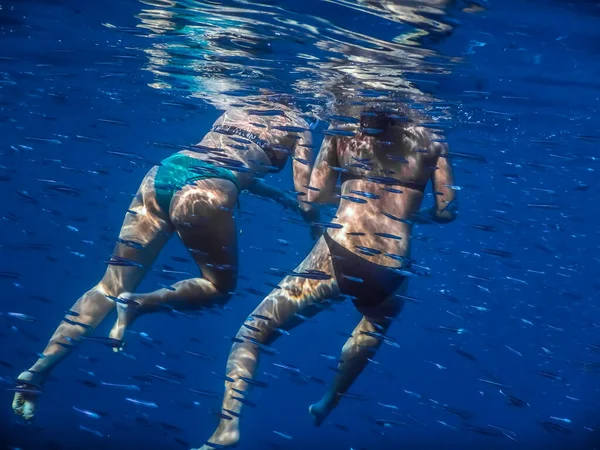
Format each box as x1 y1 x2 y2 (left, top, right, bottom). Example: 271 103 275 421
12 102 320 421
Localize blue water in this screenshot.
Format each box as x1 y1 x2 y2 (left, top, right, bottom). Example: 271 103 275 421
2 0 600 449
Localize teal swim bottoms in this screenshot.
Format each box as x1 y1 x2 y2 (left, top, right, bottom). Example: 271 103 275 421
153 153 240 214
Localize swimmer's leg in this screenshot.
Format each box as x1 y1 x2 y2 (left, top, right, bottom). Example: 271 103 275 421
309 280 407 426
109 179 238 341
196 237 338 450
15 168 173 420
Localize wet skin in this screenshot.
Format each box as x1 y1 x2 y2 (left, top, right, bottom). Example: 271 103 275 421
197 120 457 450
12 105 318 421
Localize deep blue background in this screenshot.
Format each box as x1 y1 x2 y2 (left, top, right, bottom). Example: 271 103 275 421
1 0 600 449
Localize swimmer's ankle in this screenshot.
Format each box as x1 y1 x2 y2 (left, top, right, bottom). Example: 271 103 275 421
205 420 240 448
17 369 46 388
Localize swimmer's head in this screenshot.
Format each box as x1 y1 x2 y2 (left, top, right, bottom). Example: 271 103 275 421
258 88 294 107
359 107 412 135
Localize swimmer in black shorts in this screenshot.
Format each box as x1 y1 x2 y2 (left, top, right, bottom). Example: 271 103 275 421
196 101 458 450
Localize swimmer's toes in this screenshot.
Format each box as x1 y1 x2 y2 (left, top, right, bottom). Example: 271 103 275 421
21 400 35 421
109 331 128 353
108 318 128 352
13 394 35 420
12 393 23 414
112 338 126 353
108 319 124 347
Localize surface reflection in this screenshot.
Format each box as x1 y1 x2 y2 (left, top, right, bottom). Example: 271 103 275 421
131 0 474 115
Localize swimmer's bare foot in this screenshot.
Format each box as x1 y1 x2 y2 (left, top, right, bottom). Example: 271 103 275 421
13 389 37 421
12 371 43 421
195 420 240 450
108 292 140 350
309 401 331 427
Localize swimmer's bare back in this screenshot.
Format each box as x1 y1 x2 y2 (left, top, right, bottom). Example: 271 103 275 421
313 121 457 266
12 103 317 422
191 106 315 191
196 118 458 450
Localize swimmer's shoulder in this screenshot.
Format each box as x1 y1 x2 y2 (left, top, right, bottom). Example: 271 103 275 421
429 138 448 158
281 108 311 129
403 124 448 157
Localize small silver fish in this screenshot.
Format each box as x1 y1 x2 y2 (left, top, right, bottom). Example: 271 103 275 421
437 420 457 430
378 402 399 410
505 345 522 357
272 363 301 374
5 312 37 321
125 398 158 408
79 425 104 438
342 275 364 283
549 416 571 424
73 406 101 419
100 382 140 391
242 323 261 333
7 387 43 395
211 371 235 383
272 430 293 439
251 314 272 321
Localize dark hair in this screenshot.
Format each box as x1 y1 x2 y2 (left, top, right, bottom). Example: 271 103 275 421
324 75 420 133
359 108 412 132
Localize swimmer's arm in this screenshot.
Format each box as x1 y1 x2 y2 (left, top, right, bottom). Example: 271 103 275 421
307 135 339 206
248 179 299 211
292 131 322 240
411 149 458 225
427 152 458 223
291 130 315 211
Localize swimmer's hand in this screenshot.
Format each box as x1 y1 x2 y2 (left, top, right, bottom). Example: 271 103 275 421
280 191 302 212
411 208 436 224
434 198 458 223
248 180 300 212
412 203 458 224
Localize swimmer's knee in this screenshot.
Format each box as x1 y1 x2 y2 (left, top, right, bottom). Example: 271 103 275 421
341 339 355 354
211 288 234 308
349 332 380 350
234 316 272 342
95 280 122 299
